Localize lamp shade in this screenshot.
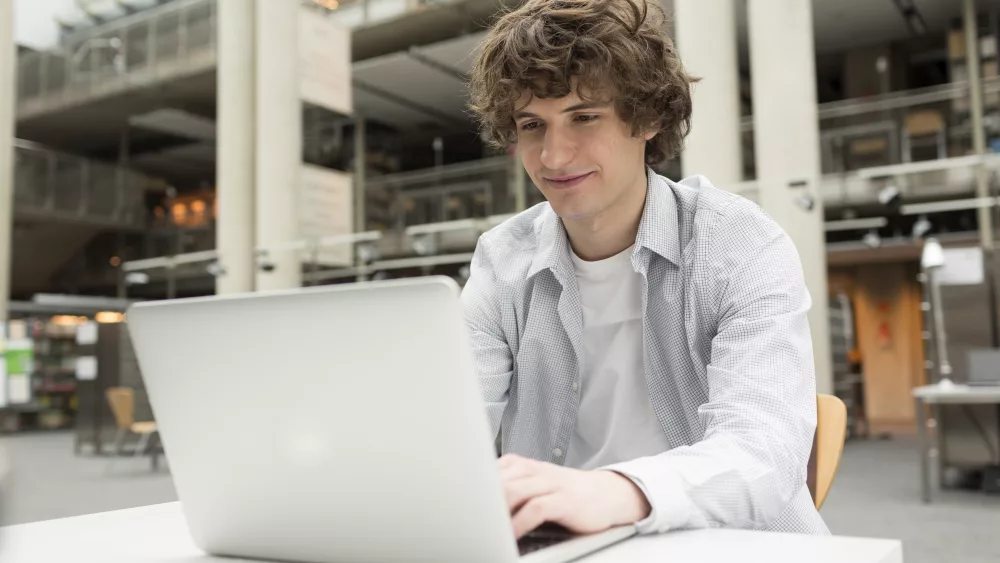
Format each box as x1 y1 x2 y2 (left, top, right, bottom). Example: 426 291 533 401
921 238 945 269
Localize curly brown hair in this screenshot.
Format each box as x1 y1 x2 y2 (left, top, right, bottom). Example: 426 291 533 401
468 0 696 166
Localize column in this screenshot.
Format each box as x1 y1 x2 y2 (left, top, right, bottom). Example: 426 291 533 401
255 0 302 290
673 0 742 185
0 0 15 322
748 0 833 395
964 0 994 253
215 0 256 294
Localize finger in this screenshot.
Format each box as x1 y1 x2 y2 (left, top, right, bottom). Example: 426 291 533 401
511 494 559 539
504 475 555 514
499 456 538 483
498 454 525 470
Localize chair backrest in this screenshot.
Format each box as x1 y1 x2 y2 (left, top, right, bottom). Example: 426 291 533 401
806 394 848 510
905 110 946 137
106 387 135 430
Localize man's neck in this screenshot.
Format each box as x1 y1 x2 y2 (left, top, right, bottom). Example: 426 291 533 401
563 173 648 262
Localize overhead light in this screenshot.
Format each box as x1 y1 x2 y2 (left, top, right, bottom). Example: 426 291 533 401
907 14 927 35
95 312 125 324
911 215 932 239
125 272 150 285
256 250 276 273
878 185 900 205
892 0 927 36
862 230 882 249
794 194 815 212
206 261 227 277
356 243 380 264
411 234 439 256
51 315 88 327
878 185 902 214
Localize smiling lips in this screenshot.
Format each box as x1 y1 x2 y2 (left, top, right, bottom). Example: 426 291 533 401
543 171 594 189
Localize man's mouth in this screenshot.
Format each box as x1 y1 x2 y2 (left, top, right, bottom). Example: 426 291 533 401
543 172 594 189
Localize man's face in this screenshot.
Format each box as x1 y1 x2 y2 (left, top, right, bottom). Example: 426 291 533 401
513 88 654 222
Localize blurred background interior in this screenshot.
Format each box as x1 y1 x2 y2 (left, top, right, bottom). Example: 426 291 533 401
0 1 999 562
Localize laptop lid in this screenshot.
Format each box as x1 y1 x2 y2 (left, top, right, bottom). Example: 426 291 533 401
126 278 519 563
967 348 1000 386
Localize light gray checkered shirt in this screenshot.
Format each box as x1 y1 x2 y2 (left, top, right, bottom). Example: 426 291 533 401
462 170 829 535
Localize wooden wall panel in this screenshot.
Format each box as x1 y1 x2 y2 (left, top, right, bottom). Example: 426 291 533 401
853 263 924 434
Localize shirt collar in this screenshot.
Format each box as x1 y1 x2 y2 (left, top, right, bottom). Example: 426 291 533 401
526 168 682 281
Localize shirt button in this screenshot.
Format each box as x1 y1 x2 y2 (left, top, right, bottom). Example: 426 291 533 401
553 448 563 458
571 381 579 392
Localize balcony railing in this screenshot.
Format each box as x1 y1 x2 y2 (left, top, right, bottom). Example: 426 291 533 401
16 0 465 114
742 77 1000 176
13 141 152 228
17 0 217 113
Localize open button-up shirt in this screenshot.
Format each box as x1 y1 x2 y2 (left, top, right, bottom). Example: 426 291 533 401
462 170 829 535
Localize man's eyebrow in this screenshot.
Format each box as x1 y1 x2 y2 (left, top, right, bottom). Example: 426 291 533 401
562 102 608 113
513 102 609 120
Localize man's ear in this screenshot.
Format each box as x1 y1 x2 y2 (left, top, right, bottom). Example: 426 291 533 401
640 120 660 142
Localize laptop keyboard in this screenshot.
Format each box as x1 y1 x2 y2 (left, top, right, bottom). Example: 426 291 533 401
517 524 575 556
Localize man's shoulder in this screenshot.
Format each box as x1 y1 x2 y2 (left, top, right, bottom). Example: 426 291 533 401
668 174 762 223
476 202 550 260
665 174 785 249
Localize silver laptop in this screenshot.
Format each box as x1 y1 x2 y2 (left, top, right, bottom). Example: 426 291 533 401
967 348 1000 387
126 277 634 563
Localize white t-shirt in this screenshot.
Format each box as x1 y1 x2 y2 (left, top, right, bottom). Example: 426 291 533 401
564 245 672 470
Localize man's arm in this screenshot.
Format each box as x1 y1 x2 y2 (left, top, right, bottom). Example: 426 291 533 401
605 205 818 533
462 237 515 439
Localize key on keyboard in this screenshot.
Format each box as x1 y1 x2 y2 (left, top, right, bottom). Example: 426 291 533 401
517 523 575 556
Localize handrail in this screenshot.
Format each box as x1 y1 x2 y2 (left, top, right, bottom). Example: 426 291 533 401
739 77 1000 131
13 140 154 227
58 0 214 48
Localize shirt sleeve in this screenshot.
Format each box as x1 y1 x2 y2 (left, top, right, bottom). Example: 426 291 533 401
462 236 515 440
603 204 818 533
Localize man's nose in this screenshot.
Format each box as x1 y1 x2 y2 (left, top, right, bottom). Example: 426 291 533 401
540 127 575 171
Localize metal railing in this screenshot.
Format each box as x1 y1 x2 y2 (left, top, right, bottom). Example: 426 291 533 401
742 77 1000 176
13 141 151 227
17 0 217 110
364 155 535 231
16 0 463 112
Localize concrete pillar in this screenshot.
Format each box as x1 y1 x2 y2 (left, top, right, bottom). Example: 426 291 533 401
0 0 15 323
254 0 302 291
674 0 743 185
964 0 994 253
748 0 833 395
215 0 256 294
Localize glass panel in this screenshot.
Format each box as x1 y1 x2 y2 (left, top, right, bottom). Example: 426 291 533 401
51 155 85 213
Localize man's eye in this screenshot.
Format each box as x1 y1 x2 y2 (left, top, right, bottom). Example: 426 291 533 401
521 121 541 131
575 115 599 123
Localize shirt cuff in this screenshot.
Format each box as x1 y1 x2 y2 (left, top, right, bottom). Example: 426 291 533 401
602 455 702 534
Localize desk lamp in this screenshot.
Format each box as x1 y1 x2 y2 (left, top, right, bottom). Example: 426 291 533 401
921 238 954 388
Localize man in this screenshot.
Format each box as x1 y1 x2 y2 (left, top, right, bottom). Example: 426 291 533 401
463 0 829 539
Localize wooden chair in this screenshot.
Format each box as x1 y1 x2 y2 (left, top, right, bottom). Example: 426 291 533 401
902 110 947 162
807 394 848 509
105 387 159 473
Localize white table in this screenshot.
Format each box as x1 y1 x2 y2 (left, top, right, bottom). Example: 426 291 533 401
912 383 1000 502
0 502 903 563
